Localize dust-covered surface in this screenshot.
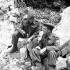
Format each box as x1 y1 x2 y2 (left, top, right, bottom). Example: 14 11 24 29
53 6 70 46
0 0 70 70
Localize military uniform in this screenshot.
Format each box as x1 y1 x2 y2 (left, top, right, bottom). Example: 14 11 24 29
28 23 60 70
10 14 40 53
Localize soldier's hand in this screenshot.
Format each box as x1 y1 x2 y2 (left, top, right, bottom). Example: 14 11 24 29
35 46 41 50
28 35 35 42
16 28 25 35
40 47 47 54
21 30 25 34
38 31 44 41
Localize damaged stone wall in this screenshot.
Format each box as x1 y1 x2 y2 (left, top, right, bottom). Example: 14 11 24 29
53 6 70 46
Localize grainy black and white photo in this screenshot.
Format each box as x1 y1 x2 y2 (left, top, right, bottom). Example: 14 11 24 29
0 0 70 70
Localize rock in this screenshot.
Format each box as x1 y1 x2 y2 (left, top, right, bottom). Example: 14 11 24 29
3 65 10 70
0 66 3 70
18 59 25 66
0 58 7 66
10 67 22 70
56 57 67 70
31 66 37 70
25 61 31 66
20 47 27 60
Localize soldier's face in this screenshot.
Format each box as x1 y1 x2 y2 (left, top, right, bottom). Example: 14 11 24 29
29 18 34 23
24 18 28 21
23 18 28 26
42 26 48 33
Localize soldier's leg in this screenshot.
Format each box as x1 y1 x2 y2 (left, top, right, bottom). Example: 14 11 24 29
27 40 33 53
26 37 38 58
10 31 25 53
12 31 19 45
30 48 41 65
48 50 57 70
30 48 45 70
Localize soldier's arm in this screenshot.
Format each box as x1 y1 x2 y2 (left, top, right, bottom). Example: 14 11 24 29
16 22 26 36
16 27 25 35
27 35 36 41
46 35 60 51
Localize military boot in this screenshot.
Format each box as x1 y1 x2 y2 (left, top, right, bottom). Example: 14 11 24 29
8 45 19 53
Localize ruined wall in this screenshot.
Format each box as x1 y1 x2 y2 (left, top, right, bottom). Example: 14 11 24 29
53 6 70 46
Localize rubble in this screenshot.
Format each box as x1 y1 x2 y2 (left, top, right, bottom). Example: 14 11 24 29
56 57 67 70
0 0 70 70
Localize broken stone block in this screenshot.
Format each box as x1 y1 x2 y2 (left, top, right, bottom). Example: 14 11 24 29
56 57 67 70
0 58 7 67
31 66 38 70
20 47 27 60
25 61 31 66
3 65 10 70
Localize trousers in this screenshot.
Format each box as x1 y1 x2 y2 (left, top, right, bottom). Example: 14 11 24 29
27 37 58 66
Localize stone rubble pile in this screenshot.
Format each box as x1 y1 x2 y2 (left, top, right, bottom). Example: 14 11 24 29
0 0 70 70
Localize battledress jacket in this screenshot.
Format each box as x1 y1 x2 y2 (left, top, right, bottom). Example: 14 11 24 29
39 33 60 51
14 19 40 38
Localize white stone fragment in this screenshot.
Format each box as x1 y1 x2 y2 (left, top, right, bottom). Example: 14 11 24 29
54 6 70 46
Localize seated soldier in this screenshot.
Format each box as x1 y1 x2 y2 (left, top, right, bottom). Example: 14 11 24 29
8 13 40 53
28 23 60 70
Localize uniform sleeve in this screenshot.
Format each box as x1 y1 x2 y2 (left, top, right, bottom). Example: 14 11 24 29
53 34 60 50
15 21 27 37
15 22 23 30
47 33 60 51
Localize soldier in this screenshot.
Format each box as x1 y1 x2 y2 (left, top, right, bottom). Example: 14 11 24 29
8 14 40 53
29 23 60 70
